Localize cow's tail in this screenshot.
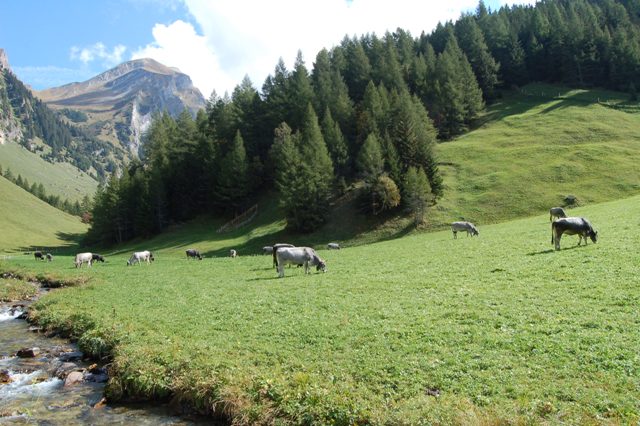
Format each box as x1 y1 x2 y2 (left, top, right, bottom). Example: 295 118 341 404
551 222 555 245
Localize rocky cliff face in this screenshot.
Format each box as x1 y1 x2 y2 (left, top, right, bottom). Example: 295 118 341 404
0 50 23 145
37 58 206 154
0 49 9 70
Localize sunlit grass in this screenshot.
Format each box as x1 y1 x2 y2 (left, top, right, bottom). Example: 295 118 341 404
8 194 640 424
0 176 86 254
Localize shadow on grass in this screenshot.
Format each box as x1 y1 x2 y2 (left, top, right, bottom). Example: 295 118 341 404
527 244 586 256
16 231 85 256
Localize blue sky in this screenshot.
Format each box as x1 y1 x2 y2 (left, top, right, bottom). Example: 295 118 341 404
0 0 533 97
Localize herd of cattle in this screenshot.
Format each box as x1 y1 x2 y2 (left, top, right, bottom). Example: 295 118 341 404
33 206 598 275
450 207 598 250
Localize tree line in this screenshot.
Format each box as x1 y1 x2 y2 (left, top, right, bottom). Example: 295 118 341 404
0 165 92 219
86 0 640 245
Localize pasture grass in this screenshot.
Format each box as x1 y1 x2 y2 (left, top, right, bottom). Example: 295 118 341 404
0 277 38 302
8 194 640 424
0 175 87 254
0 141 97 202
434 83 640 227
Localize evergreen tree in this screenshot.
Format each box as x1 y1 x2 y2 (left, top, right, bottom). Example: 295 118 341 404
214 130 250 213
455 15 499 99
356 133 384 181
403 166 432 226
321 108 349 177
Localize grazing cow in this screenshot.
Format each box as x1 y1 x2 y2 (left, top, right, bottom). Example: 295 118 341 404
551 217 598 251
45 253 53 262
272 243 295 268
276 247 327 278
127 251 154 266
34 251 44 261
186 249 203 260
327 243 341 250
75 252 93 268
229 249 237 258
549 207 567 222
451 221 479 239
262 246 274 255
91 253 105 263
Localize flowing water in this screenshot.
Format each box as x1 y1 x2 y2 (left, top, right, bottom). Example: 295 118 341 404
0 301 209 425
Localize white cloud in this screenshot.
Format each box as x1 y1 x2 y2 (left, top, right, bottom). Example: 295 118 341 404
134 0 537 97
131 20 230 98
70 42 127 67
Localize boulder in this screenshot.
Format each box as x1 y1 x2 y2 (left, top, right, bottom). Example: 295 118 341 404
16 347 40 358
0 369 11 384
58 351 83 362
54 362 79 379
64 371 84 387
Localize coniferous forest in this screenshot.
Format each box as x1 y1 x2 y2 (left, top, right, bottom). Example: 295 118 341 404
87 0 640 245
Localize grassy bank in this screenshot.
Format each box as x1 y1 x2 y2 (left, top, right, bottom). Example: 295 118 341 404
0 277 38 302
7 194 639 424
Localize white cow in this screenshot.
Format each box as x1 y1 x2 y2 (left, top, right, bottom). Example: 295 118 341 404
230 249 237 258
276 247 327 278
451 221 479 239
127 250 154 266
327 243 341 250
74 252 93 268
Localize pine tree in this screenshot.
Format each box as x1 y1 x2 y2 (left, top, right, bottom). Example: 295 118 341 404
455 15 499 99
214 130 250 213
288 51 314 131
356 133 384 181
321 108 349 177
403 166 432 226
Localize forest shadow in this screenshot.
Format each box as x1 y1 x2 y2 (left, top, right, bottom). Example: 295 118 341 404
15 231 84 255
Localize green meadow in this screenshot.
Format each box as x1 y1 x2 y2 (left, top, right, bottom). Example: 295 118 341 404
0 175 86 254
4 194 638 424
434 84 640 226
0 141 98 202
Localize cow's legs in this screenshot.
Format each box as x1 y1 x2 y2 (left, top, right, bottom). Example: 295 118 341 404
554 231 561 251
277 263 285 278
304 261 310 274
453 231 457 239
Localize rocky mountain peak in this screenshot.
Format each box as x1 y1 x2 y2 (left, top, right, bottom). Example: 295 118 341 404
36 58 206 155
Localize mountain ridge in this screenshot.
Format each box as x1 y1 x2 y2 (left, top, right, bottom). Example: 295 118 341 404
37 58 206 154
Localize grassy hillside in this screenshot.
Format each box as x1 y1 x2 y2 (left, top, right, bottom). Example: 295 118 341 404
6 194 639 424
0 175 87 254
0 141 97 202
432 84 640 227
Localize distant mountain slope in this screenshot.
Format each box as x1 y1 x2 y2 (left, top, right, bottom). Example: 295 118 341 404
0 62 125 180
0 175 86 253
0 141 97 202
37 58 206 154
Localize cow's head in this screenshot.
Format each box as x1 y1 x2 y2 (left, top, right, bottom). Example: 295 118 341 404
590 230 598 243
126 260 131 266
150 253 155 262
473 228 479 236
316 260 327 273
97 255 105 262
